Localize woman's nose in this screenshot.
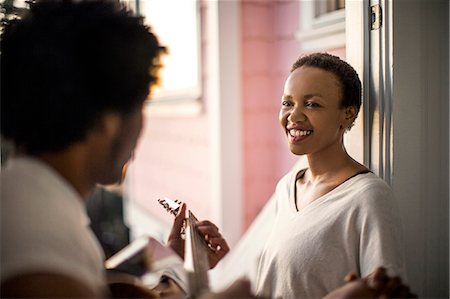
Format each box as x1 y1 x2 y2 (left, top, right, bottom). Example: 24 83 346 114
288 107 307 123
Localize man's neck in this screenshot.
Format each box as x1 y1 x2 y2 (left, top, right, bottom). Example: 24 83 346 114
36 147 95 200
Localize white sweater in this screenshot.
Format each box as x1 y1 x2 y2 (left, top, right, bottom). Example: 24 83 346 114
255 169 405 299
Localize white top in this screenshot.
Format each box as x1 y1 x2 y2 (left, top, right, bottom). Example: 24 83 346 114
255 169 405 299
1 156 107 295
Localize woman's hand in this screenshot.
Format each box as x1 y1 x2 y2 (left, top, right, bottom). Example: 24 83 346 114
196 220 230 268
166 203 230 269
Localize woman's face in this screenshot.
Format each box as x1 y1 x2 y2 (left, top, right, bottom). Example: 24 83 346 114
279 66 352 156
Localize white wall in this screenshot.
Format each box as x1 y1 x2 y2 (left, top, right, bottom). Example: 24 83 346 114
392 0 449 297
207 0 242 247
347 0 449 296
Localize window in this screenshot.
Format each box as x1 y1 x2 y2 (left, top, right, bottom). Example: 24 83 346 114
122 0 202 114
315 0 345 18
296 0 346 52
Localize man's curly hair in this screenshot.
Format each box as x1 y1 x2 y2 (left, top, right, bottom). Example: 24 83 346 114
1 0 165 154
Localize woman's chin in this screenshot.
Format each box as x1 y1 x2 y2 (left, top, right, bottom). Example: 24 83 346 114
289 146 307 156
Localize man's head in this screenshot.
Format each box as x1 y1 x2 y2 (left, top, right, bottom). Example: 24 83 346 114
291 53 362 129
1 0 163 154
1 0 164 186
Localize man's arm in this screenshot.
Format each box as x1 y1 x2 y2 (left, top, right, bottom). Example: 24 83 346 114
1 272 103 298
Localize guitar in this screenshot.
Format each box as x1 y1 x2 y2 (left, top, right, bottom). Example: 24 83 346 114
157 197 212 298
157 197 221 253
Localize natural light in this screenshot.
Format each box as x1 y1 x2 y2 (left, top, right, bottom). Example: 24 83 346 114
139 0 201 101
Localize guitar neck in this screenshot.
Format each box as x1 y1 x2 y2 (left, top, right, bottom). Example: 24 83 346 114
157 198 210 296
184 210 210 297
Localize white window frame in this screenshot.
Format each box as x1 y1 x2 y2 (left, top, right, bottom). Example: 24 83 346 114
122 0 203 116
296 0 346 53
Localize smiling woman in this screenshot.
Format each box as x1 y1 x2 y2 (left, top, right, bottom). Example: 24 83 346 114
279 66 352 156
254 53 406 299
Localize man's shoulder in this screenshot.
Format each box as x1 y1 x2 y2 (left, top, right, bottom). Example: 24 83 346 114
2 156 84 214
1 157 105 291
2 156 54 194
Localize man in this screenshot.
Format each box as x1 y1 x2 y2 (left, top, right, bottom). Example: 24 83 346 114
1 1 232 297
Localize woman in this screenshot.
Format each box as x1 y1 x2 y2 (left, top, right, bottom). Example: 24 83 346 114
254 53 405 298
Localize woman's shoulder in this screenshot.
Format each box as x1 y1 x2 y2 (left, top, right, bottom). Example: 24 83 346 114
343 172 396 208
352 172 392 192
275 167 306 189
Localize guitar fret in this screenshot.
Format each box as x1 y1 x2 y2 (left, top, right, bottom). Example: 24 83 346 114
156 197 210 297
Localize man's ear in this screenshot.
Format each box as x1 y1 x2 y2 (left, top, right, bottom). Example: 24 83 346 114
91 111 122 140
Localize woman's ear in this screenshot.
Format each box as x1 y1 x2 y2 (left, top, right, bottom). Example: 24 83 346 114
340 106 358 130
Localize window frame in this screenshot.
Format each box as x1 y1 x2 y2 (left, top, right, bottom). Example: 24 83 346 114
122 0 203 115
295 0 346 53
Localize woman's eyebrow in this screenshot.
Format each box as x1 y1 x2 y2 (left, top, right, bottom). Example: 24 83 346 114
303 93 323 100
281 95 293 101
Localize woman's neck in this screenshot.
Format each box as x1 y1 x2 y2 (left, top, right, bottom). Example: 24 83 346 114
305 142 359 182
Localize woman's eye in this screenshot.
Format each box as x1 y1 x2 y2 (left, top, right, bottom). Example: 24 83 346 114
305 102 320 108
281 101 293 107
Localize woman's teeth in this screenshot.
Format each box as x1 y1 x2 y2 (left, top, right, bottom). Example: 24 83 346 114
289 129 312 137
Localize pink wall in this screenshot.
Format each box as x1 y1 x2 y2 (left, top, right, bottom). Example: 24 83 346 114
241 0 300 230
130 115 211 224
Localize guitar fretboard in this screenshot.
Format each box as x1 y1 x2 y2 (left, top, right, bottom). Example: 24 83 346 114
157 197 210 297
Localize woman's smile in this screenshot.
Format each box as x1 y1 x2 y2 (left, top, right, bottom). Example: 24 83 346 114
287 128 313 143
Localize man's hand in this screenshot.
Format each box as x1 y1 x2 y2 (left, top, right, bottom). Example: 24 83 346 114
323 273 376 299
323 267 417 299
166 203 187 262
150 276 186 299
365 267 417 298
